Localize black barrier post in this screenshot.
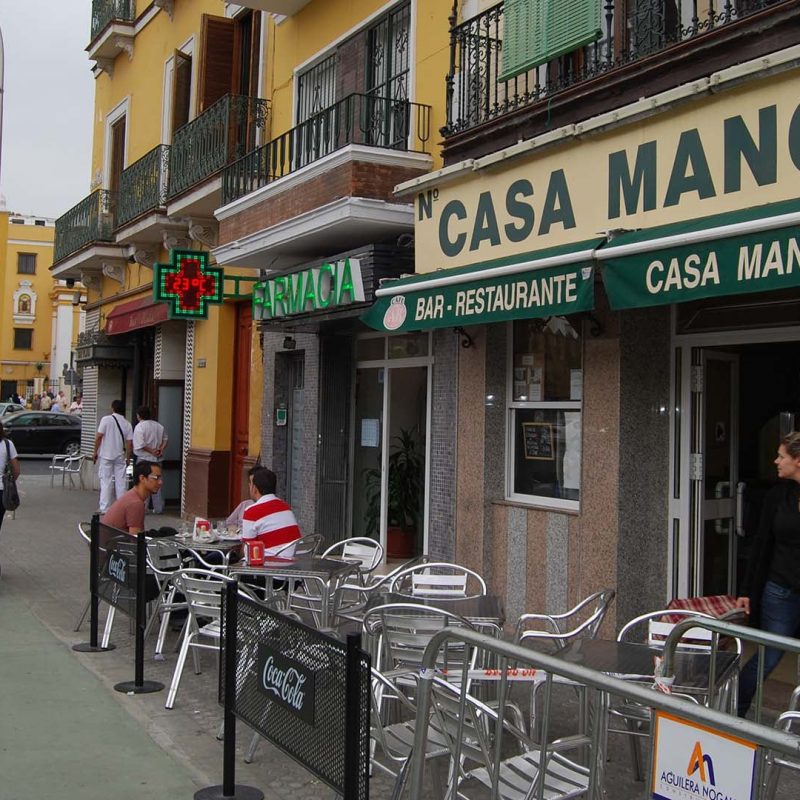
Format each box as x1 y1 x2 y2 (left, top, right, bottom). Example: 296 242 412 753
73 514 115 653
114 532 164 694
195 581 263 800
344 632 368 800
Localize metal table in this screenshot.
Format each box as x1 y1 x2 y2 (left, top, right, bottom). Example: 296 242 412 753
231 556 358 629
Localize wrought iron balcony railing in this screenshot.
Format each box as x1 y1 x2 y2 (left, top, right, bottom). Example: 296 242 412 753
446 0 786 136
167 94 270 200
54 190 117 264
221 92 431 205
116 144 170 227
91 0 135 43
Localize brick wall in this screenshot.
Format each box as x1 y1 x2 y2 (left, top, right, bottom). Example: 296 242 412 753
219 160 426 245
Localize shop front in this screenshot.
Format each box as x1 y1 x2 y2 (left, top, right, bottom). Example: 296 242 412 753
371 64 800 626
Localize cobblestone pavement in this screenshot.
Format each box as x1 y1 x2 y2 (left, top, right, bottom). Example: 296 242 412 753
1 475 798 798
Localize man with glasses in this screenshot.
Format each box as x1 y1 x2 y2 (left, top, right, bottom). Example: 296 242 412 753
101 461 163 534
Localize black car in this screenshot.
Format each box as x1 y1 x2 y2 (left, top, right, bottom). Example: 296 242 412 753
2 411 82 455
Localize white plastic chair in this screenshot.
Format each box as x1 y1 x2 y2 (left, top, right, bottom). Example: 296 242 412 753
387 562 487 599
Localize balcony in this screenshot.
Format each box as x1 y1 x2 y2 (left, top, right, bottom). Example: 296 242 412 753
444 0 797 159
54 190 117 264
231 0 312 13
222 93 431 205
117 144 170 228
88 0 135 71
167 94 269 214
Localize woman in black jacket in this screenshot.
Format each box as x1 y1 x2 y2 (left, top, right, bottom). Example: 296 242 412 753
736 431 800 716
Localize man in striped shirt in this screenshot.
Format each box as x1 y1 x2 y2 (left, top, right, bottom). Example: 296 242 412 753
241 467 301 557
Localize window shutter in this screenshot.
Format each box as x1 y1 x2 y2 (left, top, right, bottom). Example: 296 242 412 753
500 0 601 82
198 14 234 113
171 50 193 137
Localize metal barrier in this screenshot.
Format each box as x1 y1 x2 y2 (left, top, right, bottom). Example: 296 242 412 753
72 514 163 695
196 583 370 800
663 617 800 724
407 628 800 800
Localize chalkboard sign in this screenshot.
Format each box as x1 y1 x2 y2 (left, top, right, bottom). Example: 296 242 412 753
522 422 554 461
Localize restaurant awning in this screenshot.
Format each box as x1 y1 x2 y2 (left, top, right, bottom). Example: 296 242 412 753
361 239 603 333
104 296 170 336
597 198 800 310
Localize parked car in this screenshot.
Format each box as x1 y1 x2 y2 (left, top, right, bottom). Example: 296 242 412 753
1 411 82 455
0 402 25 417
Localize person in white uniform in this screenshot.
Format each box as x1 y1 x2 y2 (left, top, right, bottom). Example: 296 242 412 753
132 405 168 514
93 400 133 513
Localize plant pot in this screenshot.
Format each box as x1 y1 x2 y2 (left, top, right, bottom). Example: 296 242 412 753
387 526 414 559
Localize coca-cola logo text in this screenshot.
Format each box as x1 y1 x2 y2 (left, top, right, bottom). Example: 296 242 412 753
256 645 316 725
107 552 129 585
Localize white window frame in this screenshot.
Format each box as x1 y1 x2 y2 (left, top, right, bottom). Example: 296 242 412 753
505 319 582 512
103 96 130 190
162 36 196 144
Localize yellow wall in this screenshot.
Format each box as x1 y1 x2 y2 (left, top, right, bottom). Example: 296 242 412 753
0 214 57 384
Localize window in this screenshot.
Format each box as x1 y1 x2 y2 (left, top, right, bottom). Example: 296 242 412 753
13 329 33 350
18 254 36 274
507 317 582 508
297 53 337 123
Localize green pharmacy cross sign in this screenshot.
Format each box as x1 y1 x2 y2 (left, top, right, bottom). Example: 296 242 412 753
154 250 224 319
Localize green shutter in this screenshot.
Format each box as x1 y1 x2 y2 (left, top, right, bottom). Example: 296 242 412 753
500 0 601 82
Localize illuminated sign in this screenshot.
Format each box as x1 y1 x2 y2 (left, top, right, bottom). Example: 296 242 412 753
153 249 224 319
252 258 364 320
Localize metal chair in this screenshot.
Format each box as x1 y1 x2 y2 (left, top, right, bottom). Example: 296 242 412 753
271 533 323 558
387 562 487 599
765 686 800 799
429 675 592 800
610 609 741 781
73 521 93 632
50 454 85 489
322 537 384 582
144 538 191 657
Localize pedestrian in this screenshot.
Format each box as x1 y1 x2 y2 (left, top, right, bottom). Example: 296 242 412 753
40 393 52 411
0 420 20 534
31 394 41 411
93 400 133 514
54 391 68 412
736 431 800 716
69 394 82 415
132 405 168 514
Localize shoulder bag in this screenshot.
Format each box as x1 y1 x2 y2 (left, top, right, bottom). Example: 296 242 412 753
3 439 20 511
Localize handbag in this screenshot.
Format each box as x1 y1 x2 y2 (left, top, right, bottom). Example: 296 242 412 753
3 439 20 511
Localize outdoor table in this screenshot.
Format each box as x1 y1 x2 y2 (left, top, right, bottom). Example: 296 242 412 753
231 556 358 629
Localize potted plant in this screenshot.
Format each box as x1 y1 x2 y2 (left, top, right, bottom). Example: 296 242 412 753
364 428 424 557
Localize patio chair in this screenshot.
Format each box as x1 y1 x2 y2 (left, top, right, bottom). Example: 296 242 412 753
610 608 742 781
50 454 85 489
322 537 384 582
73 521 93 632
387 562 487 599
271 533 323 558
764 686 800 800
429 676 592 799
144 538 191 657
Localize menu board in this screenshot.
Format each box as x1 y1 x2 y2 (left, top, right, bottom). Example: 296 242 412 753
522 422 554 461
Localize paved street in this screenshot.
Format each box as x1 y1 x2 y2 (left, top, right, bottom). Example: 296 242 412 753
1 474 798 799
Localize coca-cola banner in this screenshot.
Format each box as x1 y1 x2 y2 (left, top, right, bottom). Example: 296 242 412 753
106 551 131 586
256 644 316 726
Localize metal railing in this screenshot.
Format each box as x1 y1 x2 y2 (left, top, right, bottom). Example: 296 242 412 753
90 0 135 43
221 92 431 205
407 627 800 799
116 144 170 227
167 94 269 200
54 190 116 264
445 0 787 136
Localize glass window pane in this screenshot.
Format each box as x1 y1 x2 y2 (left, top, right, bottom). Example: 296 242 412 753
388 333 427 359
355 337 385 361
512 317 582 402
511 408 581 502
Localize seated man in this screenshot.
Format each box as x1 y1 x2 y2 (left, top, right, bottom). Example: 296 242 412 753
241 467 300 557
224 465 259 528
101 461 163 534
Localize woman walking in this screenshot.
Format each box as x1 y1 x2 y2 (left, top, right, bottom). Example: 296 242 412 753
737 431 800 716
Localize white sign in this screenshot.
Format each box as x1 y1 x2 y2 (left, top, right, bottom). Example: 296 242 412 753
360 418 380 448
652 712 756 800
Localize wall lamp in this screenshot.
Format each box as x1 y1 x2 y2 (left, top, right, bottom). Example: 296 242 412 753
453 326 473 349
283 335 296 350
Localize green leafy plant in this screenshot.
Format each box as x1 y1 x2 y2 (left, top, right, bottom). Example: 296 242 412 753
364 428 424 536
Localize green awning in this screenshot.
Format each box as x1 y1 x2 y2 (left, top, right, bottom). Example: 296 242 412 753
361 238 603 333
598 198 800 310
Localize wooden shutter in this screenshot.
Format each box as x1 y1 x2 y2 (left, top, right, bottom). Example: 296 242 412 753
197 14 234 113
500 0 600 81
171 50 192 136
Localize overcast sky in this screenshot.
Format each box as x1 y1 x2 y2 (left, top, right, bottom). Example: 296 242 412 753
1 0 94 219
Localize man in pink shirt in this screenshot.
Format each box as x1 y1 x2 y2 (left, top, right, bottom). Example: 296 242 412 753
241 467 300 557
101 461 163 534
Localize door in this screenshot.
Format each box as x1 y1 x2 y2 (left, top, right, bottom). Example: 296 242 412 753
229 303 252 507
285 355 305 507
689 349 740 596
157 383 184 505
109 116 126 217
